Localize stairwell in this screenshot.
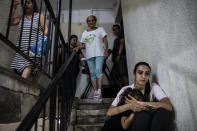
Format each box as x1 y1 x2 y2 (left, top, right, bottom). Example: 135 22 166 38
0 0 117 130
0 66 40 130
68 98 113 131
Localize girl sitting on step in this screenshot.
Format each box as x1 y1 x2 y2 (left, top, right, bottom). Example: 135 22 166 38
118 88 145 130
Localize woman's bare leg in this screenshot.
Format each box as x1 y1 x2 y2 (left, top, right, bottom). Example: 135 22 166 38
92 80 97 90
22 66 32 79
97 77 103 90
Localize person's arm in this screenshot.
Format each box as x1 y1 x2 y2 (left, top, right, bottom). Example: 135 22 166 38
142 84 173 111
79 52 85 59
116 38 125 62
106 104 131 117
40 14 48 35
73 43 85 52
103 36 109 58
106 99 145 117
10 0 22 26
143 97 173 111
121 113 135 130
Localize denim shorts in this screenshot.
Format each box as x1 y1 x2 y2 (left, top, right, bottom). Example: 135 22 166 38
86 56 104 81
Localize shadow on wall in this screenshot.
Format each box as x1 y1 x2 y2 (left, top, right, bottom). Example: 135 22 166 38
168 62 197 131
124 0 158 11
0 41 16 69
152 74 177 131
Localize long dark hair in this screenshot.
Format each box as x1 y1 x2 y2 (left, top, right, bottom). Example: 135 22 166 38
112 24 121 30
69 35 78 42
133 62 151 102
117 88 144 106
21 0 38 13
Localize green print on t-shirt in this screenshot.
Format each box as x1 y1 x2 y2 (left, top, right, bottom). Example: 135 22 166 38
85 34 96 44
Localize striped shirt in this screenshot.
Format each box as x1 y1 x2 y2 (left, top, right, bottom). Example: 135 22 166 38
11 13 43 72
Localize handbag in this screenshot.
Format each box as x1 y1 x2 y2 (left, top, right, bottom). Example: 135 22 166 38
29 35 48 57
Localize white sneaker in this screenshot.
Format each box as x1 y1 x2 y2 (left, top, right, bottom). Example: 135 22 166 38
93 90 102 99
97 89 101 94
92 90 96 99
98 92 102 99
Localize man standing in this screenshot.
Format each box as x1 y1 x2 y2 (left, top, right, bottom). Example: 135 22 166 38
111 24 129 87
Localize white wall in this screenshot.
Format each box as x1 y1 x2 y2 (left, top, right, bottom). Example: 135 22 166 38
0 0 18 69
121 0 197 130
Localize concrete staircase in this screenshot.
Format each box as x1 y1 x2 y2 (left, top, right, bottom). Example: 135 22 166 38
0 64 51 131
0 65 42 124
68 98 113 131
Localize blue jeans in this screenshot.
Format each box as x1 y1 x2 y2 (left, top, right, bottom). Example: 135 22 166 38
87 56 104 81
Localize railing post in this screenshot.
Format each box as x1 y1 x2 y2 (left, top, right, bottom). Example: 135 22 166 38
60 77 66 131
50 0 61 130
52 0 61 76
6 0 14 39
44 16 52 71
18 0 27 48
27 0 36 56
67 0 72 54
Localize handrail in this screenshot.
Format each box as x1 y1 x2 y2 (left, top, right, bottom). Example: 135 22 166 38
44 0 66 45
0 33 52 78
1 0 68 77
0 0 77 130
67 0 72 52
16 52 76 131
0 33 35 66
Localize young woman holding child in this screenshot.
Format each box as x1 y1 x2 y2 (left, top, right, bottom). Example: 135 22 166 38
103 62 173 131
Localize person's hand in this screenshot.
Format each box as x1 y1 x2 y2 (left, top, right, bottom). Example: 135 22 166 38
129 101 144 112
115 55 120 62
125 95 137 104
125 95 145 112
73 47 79 52
137 102 158 110
144 103 158 110
13 0 20 8
104 50 109 58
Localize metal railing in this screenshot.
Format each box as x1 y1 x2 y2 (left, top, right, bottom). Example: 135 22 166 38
1 0 71 76
0 0 77 130
16 51 79 131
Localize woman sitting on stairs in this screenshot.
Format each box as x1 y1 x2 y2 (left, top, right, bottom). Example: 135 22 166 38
103 62 173 131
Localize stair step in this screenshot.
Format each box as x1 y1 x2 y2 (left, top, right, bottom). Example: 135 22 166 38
77 115 107 125
76 109 108 125
78 98 113 110
0 122 19 131
78 103 111 110
0 118 49 131
68 98 113 130
0 66 43 123
79 98 114 104
77 109 107 117
75 123 104 131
